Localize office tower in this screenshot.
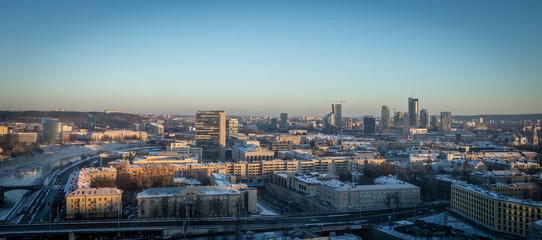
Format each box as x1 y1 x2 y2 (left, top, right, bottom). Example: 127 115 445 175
226 118 239 137
394 112 404 127
364 116 376 134
381 106 391 133
87 115 96 131
331 103 342 129
344 117 353 130
324 103 342 133
440 112 452 132
419 109 429 129
408 97 419 127
279 113 288 132
431 116 439 130
41 118 62 144
403 113 410 135
196 110 226 161
269 118 278 131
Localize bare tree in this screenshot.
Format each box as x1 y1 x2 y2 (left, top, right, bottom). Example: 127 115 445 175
384 193 392 209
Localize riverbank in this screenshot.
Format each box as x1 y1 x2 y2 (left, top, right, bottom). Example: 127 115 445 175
0 143 131 178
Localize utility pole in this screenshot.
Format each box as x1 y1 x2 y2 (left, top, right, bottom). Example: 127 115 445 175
47 202 51 231
117 201 120 237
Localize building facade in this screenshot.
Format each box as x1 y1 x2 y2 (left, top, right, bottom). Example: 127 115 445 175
137 186 255 218
279 113 288 132
381 106 391 133
226 118 239 139
320 179 420 210
168 141 203 161
66 187 123 220
394 112 404 127
196 110 226 161
440 112 452 132
148 123 164 136
451 183 542 237
419 109 429 129
408 98 418 127
41 118 62 144
364 116 376 134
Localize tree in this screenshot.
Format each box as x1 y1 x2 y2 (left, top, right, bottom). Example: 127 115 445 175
393 192 401 209
91 176 116 188
210 198 225 217
384 193 393 209
373 162 395 178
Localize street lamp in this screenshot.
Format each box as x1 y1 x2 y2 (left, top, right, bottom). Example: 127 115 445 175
288 201 291 214
47 202 51 231
117 200 121 237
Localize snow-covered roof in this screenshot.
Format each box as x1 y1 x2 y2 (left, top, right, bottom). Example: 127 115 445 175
137 186 241 199
453 182 542 207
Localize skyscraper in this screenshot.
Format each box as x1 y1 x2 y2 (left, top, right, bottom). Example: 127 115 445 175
196 110 226 161
364 116 376 134
269 118 278 131
403 113 410 135
279 113 288 132
344 117 353 130
87 115 96 132
41 118 62 144
381 106 391 133
440 112 452 132
331 103 342 129
420 109 429 129
431 116 440 130
226 118 239 138
408 97 419 127
394 112 404 127
324 103 342 133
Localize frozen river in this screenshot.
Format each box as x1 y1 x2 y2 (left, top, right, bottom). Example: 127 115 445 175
0 154 83 217
0 143 133 218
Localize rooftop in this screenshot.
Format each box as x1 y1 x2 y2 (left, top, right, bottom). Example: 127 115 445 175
453 182 542 207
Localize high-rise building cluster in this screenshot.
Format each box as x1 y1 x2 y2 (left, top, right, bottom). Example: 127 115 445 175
377 96 453 135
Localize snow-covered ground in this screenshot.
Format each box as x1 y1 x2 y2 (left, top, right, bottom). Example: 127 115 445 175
420 212 501 239
256 202 279 216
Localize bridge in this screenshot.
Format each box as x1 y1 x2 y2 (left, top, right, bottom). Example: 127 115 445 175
0 185 43 204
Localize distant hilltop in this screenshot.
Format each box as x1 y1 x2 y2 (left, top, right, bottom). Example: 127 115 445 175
0 111 148 129
453 114 542 122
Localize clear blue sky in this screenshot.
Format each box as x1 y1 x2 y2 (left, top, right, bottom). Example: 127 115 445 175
1 1 541 117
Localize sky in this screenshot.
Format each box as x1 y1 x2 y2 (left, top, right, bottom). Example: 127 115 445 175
1 1 541 117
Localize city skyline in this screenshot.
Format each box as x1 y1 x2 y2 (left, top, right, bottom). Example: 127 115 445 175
1 1 541 116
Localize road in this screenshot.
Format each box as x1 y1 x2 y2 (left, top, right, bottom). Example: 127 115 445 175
0 205 448 238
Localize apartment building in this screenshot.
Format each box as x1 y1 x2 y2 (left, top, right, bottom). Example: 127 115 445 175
469 170 531 185
451 183 542 237
484 182 539 200
66 187 123 220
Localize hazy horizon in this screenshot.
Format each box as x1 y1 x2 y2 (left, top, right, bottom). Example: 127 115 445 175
2 109 542 119
1 1 541 116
